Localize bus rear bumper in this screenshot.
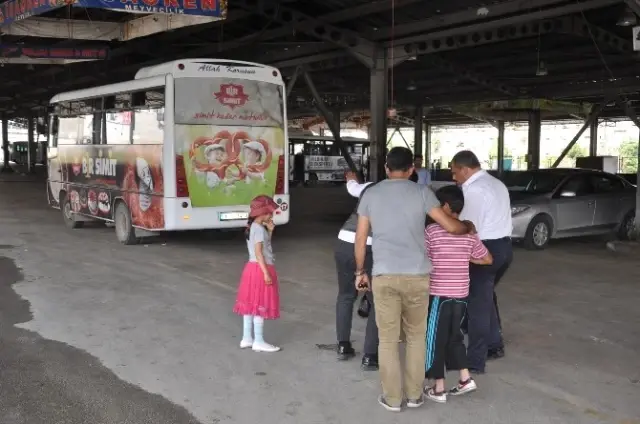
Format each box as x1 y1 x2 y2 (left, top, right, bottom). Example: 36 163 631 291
163 195 290 231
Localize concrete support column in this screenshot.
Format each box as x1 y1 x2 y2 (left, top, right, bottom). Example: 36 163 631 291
636 128 640 234
589 119 598 157
425 122 432 167
413 105 423 157
497 120 505 176
527 110 541 170
1 115 10 173
333 107 341 139
27 116 35 173
368 51 389 182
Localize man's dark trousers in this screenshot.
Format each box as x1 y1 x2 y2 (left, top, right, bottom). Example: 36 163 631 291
466 237 512 372
334 240 378 354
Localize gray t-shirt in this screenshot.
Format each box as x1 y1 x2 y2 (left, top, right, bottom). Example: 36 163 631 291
357 179 440 276
247 222 274 265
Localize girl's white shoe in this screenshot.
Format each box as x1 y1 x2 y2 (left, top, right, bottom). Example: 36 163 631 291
252 341 281 353
240 338 253 349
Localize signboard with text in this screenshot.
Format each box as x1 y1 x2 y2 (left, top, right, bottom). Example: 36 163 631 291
74 0 226 17
0 44 109 60
0 0 73 28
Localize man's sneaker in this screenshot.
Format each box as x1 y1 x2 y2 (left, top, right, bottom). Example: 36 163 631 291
361 354 379 371
337 341 356 361
406 394 425 408
449 378 477 396
424 386 447 403
252 341 281 353
377 395 401 412
239 338 253 349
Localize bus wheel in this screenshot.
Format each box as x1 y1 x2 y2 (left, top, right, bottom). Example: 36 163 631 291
61 192 84 229
114 202 139 245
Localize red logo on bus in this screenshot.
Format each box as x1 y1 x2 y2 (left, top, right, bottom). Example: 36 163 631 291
214 84 249 110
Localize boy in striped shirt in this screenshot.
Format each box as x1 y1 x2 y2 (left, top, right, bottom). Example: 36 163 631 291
423 185 493 403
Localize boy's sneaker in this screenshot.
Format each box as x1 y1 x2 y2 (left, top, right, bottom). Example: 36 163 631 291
239 338 253 349
377 395 401 412
406 394 425 408
424 386 447 403
449 378 477 396
252 342 281 353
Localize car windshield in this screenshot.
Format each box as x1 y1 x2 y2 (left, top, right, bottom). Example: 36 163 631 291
506 171 569 194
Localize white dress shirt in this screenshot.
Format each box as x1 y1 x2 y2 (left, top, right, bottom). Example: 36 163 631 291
415 168 431 185
339 180 373 245
459 169 512 240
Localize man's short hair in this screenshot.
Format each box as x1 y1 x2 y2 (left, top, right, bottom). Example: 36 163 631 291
386 147 414 172
414 154 423 160
435 185 465 214
451 150 481 169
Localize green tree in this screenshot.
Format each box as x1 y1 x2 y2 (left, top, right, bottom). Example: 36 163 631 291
619 139 638 173
567 144 588 159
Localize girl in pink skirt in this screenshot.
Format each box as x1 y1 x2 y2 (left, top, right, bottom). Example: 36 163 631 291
233 195 281 353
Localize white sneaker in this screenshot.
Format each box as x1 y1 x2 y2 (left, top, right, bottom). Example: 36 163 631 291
239 338 253 349
252 341 281 353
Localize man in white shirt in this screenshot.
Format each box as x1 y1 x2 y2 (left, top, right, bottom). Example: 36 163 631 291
451 150 513 374
409 154 431 185
334 172 378 370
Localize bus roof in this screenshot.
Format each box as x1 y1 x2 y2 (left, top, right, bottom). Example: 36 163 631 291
289 135 370 144
134 59 284 83
49 75 166 104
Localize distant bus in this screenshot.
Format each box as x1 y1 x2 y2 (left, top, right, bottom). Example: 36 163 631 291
289 133 369 184
47 59 290 244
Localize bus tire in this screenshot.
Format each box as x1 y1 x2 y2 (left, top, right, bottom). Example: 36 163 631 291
114 201 139 245
61 191 84 229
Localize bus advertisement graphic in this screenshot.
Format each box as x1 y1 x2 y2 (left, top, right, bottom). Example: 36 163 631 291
53 145 165 229
175 125 285 207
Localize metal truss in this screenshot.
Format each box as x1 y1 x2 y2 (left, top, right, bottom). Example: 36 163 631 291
234 0 379 68
560 17 636 54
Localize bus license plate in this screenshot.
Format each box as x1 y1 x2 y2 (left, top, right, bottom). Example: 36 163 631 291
219 211 249 221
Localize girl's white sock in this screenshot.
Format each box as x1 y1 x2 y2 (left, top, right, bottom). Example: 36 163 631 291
242 315 253 341
253 316 265 344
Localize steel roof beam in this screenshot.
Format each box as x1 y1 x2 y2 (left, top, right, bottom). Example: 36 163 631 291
388 0 620 55
624 0 640 17
369 0 578 40
560 16 636 53
233 0 379 68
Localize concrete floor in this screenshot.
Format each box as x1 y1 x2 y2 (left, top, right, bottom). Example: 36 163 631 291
0 178 639 424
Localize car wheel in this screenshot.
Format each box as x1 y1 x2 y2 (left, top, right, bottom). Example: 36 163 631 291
617 210 636 241
61 192 84 229
524 215 551 250
114 201 139 245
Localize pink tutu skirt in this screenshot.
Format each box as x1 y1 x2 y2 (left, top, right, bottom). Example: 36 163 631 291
233 262 280 319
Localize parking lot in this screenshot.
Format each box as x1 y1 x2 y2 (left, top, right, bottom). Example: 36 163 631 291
0 178 639 424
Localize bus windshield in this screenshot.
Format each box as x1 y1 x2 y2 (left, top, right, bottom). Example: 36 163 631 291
174 77 284 128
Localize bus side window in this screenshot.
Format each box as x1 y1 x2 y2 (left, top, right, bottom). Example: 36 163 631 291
132 88 164 145
104 93 133 145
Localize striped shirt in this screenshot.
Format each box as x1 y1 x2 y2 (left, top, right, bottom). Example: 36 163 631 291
425 223 489 298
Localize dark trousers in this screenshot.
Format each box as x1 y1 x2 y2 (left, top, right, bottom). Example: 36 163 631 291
335 239 378 355
425 296 467 380
466 237 513 372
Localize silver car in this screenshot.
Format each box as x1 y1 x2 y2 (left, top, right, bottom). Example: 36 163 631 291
509 168 636 249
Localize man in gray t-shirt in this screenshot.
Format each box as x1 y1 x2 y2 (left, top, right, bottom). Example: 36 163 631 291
354 147 474 412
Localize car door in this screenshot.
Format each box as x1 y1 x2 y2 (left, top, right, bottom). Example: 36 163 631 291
590 173 627 228
552 174 596 232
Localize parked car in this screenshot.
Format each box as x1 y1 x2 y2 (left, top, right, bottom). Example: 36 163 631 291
509 168 636 249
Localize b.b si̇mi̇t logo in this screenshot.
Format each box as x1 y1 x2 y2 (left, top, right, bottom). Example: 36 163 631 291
214 84 249 110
